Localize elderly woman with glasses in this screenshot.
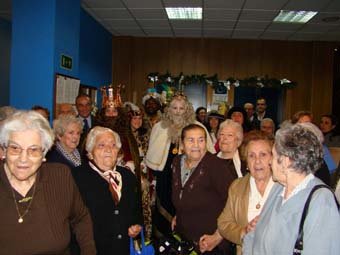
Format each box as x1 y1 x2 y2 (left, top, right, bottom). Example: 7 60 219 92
72 126 142 255
243 124 340 255
0 111 95 254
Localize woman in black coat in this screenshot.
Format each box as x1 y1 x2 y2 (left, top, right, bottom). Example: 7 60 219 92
72 126 142 255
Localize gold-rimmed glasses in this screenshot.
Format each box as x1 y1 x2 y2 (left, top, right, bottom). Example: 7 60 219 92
6 144 44 158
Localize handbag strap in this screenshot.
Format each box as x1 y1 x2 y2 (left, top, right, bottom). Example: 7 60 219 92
293 184 339 254
130 228 146 250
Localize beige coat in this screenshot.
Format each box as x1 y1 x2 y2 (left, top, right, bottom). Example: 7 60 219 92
217 174 251 255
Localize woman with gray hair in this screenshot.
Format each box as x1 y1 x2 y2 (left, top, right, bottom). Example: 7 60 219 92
72 126 142 255
217 119 247 178
0 111 95 254
243 124 340 255
46 114 83 169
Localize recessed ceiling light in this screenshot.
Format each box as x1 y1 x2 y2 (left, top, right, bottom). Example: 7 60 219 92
166 7 202 20
274 10 317 23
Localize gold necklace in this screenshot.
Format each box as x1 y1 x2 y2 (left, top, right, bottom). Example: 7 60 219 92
10 180 37 224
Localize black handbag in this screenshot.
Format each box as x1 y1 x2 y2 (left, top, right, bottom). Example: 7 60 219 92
293 184 339 255
156 232 197 255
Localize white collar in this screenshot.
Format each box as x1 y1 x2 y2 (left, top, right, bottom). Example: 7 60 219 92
280 173 314 204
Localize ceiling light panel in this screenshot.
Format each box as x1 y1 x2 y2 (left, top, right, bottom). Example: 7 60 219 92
166 7 202 20
274 10 317 23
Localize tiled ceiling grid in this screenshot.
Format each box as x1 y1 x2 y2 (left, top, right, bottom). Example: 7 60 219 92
1 0 340 41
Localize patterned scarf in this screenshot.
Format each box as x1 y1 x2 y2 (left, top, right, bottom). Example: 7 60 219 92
89 161 123 204
56 142 81 167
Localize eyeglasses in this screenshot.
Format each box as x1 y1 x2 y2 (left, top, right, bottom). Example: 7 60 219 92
6 144 44 157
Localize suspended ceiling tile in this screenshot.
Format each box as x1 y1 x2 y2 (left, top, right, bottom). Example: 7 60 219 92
130 8 168 19
323 0 340 12
144 28 174 36
138 19 170 28
319 33 340 41
267 22 304 31
174 28 202 37
203 29 232 38
236 20 270 30
299 23 337 33
288 32 323 41
283 0 330 11
243 0 287 10
170 20 202 29
239 10 278 21
204 9 240 20
89 8 132 19
260 31 293 40
122 0 163 8
204 0 244 9
115 28 146 36
232 30 263 39
106 19 139 28
82 0 125 8
204 20 236 29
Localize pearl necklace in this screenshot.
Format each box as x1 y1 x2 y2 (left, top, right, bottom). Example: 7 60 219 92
10 180 37 224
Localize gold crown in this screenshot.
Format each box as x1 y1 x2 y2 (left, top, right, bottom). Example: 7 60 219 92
101 84 124 109
172 91 187 100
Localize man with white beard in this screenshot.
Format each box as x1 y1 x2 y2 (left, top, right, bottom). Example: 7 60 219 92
146 93 215 238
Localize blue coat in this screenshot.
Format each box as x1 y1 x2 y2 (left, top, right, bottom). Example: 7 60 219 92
243 177 340 255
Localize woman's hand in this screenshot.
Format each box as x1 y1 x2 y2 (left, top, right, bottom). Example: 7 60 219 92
245 215 259 234
199 230 223 253
128 224 142 238
171 216 177 231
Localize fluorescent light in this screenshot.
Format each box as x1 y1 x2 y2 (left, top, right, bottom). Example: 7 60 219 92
274 10 317 23
166 7 202 20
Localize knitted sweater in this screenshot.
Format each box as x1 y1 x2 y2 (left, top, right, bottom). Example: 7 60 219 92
0 162 96 255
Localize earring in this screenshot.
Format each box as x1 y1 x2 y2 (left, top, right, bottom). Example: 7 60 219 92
42 158 46 162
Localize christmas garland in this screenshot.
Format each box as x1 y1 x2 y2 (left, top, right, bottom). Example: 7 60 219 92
147 72 297 90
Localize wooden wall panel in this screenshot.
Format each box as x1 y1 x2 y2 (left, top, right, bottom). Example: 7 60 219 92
112 37 335 122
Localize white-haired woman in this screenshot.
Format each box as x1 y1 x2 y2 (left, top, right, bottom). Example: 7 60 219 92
0 111 95 254
217 119 247 178
72 126 142 255
46 114 83 169
243 124 340 255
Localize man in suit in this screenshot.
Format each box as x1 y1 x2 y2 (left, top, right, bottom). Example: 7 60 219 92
252 98 274 130
76 94 94 152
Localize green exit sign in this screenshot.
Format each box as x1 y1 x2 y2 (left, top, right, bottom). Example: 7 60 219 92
61 54 72 70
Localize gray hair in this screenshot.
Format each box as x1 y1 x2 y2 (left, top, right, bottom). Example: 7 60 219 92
53 114 83 138
217 119 244 146
274 124 323 174
298 122 324 143
261 118 275 128
0 110 54 155
0 106 16 121
85 126 122 153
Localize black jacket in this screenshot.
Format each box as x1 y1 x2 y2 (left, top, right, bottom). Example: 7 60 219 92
72 162 142 255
